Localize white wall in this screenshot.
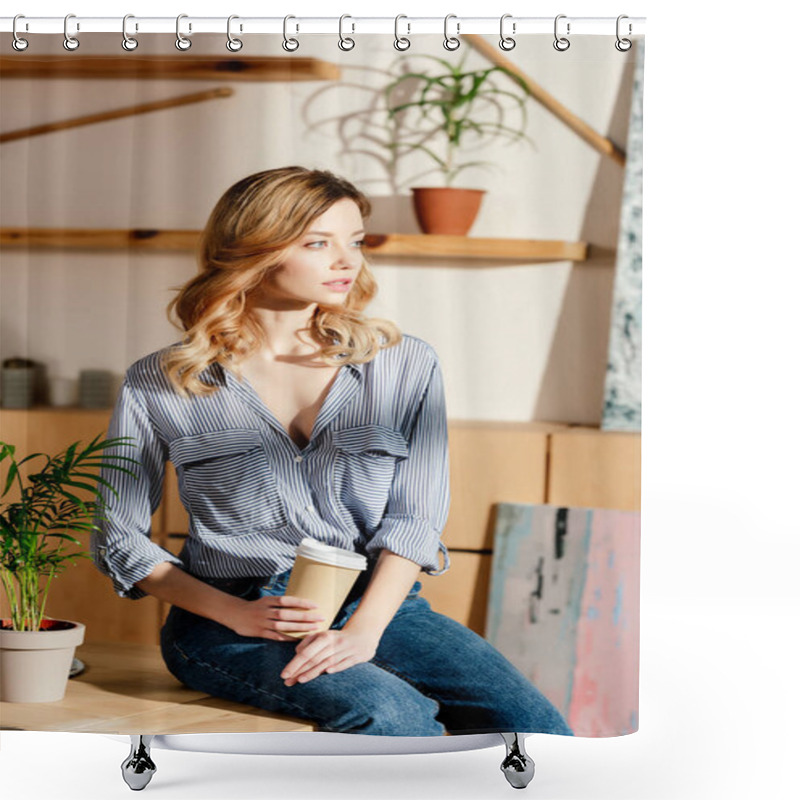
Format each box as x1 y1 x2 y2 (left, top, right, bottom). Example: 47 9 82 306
0 33 633 424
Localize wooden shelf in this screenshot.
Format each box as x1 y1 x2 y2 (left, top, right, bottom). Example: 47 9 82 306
1 228 199 252
0 228 590 262
0 55 340 82
364 233 587 262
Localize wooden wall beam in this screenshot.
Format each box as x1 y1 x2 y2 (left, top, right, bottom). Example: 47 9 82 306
463 34 627 167
0 88 234 144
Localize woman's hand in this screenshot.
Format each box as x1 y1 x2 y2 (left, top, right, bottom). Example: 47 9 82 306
279 551 422 686
226 595 327 642
280 628 382 686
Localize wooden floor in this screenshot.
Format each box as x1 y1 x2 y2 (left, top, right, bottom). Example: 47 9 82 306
0 641 315 734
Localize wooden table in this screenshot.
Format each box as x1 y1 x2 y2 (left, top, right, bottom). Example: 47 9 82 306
0 641 316 734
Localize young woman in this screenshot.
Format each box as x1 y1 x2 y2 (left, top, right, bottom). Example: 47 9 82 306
92 166 571 737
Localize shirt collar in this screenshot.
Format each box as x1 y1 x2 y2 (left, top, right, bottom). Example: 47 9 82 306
205 357 363 388
345 360 364 376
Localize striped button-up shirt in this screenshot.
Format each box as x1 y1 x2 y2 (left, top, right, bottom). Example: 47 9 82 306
91 333 451 599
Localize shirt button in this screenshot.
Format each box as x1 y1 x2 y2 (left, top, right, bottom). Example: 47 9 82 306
306 504 314 512
294 455 303 463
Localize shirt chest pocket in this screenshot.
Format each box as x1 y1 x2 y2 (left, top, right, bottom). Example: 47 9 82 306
331 425 409 528
169 430 288 536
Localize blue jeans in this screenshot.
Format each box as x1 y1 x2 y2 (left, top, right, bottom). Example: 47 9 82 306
160 564 573 737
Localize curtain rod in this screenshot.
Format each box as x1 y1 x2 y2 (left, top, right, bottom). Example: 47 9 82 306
0 16 646 37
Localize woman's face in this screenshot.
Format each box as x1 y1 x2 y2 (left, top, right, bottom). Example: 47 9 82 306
258 198 365 309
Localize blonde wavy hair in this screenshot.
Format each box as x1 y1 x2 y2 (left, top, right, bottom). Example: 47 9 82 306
162 166 402 396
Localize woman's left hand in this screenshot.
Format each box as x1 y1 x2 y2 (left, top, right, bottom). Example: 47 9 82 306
281 628 382 686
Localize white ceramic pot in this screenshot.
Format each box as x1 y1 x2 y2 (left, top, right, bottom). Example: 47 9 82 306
0 619 85 702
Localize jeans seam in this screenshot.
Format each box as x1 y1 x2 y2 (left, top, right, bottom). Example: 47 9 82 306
169 639 313 719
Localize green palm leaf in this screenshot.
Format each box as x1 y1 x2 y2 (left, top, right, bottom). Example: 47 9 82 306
0 435 139 631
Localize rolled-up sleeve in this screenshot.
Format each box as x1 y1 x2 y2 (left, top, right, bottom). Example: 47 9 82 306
91 378 184 599
365 356 451 576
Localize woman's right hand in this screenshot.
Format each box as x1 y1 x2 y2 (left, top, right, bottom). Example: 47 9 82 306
135 563 325 641
226 595 326 641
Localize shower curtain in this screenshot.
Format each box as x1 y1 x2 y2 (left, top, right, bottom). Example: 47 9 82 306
0 25 643 741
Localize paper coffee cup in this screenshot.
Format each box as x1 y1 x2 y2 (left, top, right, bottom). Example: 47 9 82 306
283 538 368 639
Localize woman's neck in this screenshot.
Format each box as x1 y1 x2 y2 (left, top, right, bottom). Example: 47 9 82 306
250 305 318 360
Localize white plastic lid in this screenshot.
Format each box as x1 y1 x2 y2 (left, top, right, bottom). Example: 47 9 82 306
295 537 368 571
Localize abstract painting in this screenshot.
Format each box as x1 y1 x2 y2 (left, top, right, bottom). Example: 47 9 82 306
602 39 644 432
486 502 640 736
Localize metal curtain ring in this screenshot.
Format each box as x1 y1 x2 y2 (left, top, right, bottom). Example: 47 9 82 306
553 14 570 51
283 15 299 52
394 15 410 51
12 15 29 51
443 14 460 51
122 14 138 51
227 15 243 51
615 15 632 52
499 14 516 51
338 15 355 51
63 13 79 51
176 14 192 50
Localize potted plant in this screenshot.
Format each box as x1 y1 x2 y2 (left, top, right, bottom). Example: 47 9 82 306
0 435 135 702
384 52 534 235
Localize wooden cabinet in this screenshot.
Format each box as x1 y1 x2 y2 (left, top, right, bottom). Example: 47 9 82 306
1 409 640 643
423 422 641 633
548 427 641 511
0 407 110 454
445 420 563 551
419 551 492 633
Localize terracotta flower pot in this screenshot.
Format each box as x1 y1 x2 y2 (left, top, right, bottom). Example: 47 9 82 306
0 618 85 702
411 187 486 235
